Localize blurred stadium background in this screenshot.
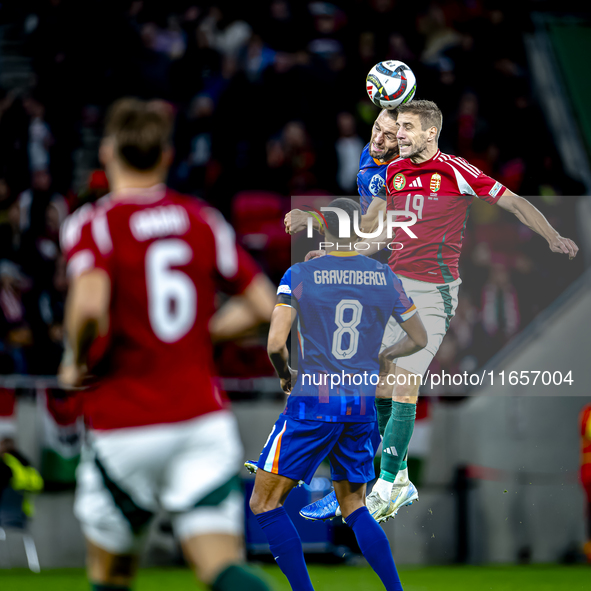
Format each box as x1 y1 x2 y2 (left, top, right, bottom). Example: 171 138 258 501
0 1 590 589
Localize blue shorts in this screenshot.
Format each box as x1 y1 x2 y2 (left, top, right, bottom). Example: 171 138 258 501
257 414 380 484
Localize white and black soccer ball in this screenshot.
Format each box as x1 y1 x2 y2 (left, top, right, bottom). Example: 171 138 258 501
366 60 417 109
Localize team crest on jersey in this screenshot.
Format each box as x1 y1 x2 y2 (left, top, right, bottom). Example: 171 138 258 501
393 173 406 190
430 173 441 192
369 174 385 195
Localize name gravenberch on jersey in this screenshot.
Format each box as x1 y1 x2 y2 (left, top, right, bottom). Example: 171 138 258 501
313 270 388 286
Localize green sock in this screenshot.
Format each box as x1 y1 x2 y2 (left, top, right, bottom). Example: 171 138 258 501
380 401 416 480
375 398 392 437
400 451 408 472
212 564 272 591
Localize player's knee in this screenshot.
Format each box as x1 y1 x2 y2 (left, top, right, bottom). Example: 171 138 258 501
248 493 262 515
249 491 273 515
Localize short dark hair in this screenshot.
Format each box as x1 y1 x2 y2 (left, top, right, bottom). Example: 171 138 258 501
323 197 362 239
380 107 398 121
396 100 442 139
105 98 173 171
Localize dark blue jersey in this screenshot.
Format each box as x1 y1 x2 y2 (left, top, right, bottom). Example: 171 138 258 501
356 143 397 263
276 252 416 423
356 143 390 214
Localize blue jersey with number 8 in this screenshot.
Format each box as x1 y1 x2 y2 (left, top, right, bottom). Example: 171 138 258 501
276 252 416 422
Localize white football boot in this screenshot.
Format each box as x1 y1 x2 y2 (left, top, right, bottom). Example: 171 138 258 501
378 468 419 522
365 490 394 522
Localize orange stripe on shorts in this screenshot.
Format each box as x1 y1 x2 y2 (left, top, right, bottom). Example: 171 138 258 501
272 422 287 474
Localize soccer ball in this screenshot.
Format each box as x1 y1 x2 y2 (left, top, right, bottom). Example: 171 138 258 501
366 61 416 109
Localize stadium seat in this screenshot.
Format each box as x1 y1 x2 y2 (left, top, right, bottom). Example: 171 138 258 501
231 191 288 238
231 191 292 282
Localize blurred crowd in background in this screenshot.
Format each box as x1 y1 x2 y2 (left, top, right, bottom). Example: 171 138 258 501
0 0 585 391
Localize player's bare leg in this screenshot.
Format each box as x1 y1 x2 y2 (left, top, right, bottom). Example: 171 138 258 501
85 539 138 588
249 468 298 515
333 480 366 518
392 366 420 404
250 469 314 590
181 532 244 584
180 531 273 590
376 359 397 400
333 480 403 591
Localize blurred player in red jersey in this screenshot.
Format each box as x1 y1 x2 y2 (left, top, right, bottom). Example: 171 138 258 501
59 99 276 591
301 100 579 522
580 404 591 562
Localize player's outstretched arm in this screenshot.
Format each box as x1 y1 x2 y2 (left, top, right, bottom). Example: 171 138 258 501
284 209 324 235
497 190 579 259
380 313 428 363
361 198 387 234
209 274 276 342
287 201 387 236
59 269 111 388
267 304 298 394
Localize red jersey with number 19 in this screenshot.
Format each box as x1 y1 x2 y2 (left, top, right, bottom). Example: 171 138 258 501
386 150 506 283
60 185 260 431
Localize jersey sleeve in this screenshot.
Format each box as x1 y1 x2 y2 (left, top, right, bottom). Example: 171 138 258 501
460 158 506 204
276 266 293 307
386 268 417 324
202 207 261 295
60 204 114 280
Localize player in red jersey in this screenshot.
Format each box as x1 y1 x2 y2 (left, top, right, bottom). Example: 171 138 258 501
59 99 276 591
355 99 579 519
301 100 579 522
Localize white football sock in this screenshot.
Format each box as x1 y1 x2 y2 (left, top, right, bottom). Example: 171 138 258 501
394 467 409 486
372 477 394 501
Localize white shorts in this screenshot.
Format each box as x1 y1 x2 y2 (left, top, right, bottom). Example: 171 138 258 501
74 410 244 554
380 275 461 377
